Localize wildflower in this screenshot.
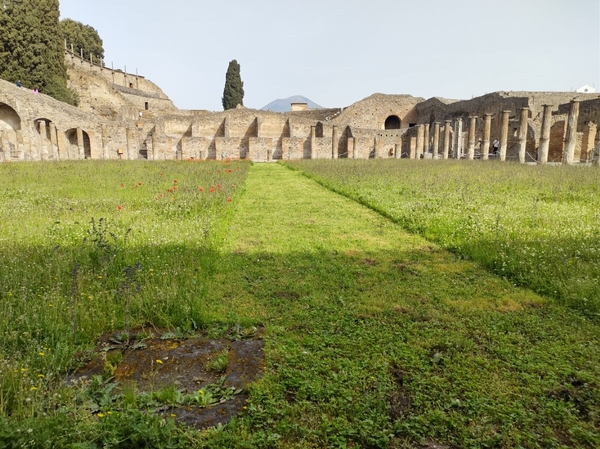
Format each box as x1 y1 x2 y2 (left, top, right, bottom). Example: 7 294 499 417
173 186 178 191
38 374 44 378
97 413 104 418
30 387 37 391
160 193 164 197
107 411 113 415
117 205 123 210
38 352 45 356
154 196 158 200
138 182 142 186
227 198 232 202
120 183 124 188
198 389 204 395
198 187 203 192
173 179 178 184
170 413 177 417
232 184 236 188
155 359 163 364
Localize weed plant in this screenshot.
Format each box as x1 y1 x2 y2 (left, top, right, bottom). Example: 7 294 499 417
287 159 600 317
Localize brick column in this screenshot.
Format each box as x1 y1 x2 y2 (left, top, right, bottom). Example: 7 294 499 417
416 125 424 159
443 120 451 159
563 100 580 165
454 118 463 159
310 126 316 159
467 116 477 160
517 107 529 164
49 123 58 160
374 136 381 159
423 123 430 155
481 114 492 160
432 122 440 159
538 105 552 164
499 110 510 162
76 127 84 160
332 125 339 159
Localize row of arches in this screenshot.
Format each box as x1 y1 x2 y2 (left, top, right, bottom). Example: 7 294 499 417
0 102 91 161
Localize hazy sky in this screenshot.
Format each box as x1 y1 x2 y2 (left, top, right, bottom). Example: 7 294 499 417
59 0 600 111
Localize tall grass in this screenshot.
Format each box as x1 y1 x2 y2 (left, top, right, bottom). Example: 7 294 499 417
286 159 600 317
0 160 249 420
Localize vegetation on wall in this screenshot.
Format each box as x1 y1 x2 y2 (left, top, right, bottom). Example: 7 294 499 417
0 0 77 105
222 59 244 110
60 18 104 63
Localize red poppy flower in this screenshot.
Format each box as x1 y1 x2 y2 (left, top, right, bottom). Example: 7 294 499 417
117 205 123 210
138 182 142 186
198 187 203 192
227 198 232 202
173 179 178 184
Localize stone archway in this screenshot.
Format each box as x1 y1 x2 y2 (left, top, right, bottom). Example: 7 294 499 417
65 128 92 160
384 115 401 130
0 102 22 161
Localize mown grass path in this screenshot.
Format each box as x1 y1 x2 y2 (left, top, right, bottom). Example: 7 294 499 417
206 163 600 448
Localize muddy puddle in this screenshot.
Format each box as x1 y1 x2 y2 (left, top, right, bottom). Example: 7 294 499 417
70 328 265 429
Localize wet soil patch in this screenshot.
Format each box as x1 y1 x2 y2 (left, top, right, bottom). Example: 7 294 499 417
70 328 265 429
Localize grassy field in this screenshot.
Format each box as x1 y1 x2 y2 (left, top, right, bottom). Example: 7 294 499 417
1 161 600 448
286 159 600 318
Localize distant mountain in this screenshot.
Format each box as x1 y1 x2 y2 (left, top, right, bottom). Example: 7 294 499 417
261 95 322 112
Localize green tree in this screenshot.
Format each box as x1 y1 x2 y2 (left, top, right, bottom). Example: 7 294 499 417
60 18 104 63
222 59 244 110
0 0 76 105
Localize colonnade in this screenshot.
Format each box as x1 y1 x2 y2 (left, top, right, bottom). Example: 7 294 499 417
410 100 599 165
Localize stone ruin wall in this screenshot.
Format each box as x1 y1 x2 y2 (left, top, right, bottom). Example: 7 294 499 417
1 52 600 165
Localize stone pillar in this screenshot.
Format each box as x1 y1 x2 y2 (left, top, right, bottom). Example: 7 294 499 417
49 123 58 160
423 123 430 155
409 137 416 159
454 118 463 159
310 126 316 159
432 122 440 159
39 121 49 161
101 125 108 160
332 125 339 159
467 116 477 160
56 131 67 161
351 137 357 159
374 136 381 159
416 125 424 159
394 143 401 159
517 107 529 164
481 114 492 160
267 149 272 162
563 100 580 165
581 122 597 163
443 120 451 159
76 127 84 160
538 105 552 164
499 110 510 162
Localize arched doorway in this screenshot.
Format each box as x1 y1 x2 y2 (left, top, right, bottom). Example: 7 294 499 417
0 102 22 161
384 115 401 130
65 128 92 160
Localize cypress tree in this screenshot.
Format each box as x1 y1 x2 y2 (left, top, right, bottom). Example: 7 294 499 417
222 59 244 110
60 18 104 62
0 0 75 105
